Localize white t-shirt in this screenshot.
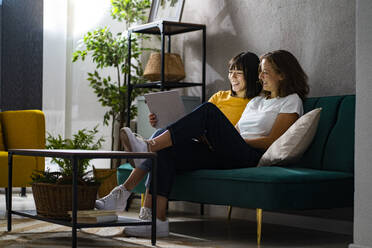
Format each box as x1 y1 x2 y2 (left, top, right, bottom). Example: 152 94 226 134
237 93 303 139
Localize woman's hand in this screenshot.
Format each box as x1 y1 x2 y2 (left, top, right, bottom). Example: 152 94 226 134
149 113 158 128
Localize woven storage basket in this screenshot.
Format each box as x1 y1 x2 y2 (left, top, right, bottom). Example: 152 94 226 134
143 53 186 82
93 168 118 198
32 182 99 220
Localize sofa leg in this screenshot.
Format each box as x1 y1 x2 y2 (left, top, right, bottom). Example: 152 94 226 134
141 193 145 207
256 208 262 245
200 204 204 215
227 206 232 220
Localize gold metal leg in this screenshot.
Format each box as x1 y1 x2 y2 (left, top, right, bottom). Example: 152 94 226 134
256 208 262 246
227 206 232 220
141 193 145 207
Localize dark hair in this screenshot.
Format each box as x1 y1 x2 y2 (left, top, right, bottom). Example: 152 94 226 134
228 52 261 98
259 50 309 101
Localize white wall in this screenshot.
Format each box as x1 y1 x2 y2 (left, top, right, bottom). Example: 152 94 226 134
351 1 372 247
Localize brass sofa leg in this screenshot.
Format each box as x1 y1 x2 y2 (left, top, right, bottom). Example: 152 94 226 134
227 206 232 220
257 208 262 245
141 193 145 207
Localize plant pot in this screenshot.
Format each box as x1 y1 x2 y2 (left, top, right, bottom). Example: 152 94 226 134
93 168 117 198
32 182 99 220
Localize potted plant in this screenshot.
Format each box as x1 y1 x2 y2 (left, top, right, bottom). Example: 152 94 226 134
31 126 105 220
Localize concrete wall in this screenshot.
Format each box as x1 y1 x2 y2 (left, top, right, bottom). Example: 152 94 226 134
351 1 372 247
174 0 355 98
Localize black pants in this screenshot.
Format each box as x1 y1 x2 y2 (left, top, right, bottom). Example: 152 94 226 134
148 102 263 197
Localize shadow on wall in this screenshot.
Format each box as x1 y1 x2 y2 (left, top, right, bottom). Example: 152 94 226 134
180 2 260 98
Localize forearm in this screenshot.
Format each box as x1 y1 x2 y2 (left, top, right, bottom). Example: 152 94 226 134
244 136 274 151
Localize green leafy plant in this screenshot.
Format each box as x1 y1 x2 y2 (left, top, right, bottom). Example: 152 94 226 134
72 0 152 153
31 126 105 185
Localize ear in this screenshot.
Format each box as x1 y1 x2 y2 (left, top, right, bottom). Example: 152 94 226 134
278 73 285 81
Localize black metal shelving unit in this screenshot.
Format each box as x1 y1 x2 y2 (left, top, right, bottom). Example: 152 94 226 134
126 20 206 126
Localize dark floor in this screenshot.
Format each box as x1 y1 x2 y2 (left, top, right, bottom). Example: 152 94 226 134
0 191 352 248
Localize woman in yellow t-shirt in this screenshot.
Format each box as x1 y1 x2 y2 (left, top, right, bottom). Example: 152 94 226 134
95 52 262 224
150 52 261 126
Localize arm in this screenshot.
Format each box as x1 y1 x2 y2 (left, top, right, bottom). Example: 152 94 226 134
244 113 299 150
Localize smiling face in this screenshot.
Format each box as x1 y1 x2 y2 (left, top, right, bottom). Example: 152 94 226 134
228 69 247 98
259 59 283 98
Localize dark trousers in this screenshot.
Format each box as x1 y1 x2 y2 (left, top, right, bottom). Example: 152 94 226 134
147 102 263 198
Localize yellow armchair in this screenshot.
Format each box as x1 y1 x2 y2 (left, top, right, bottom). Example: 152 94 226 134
0 110 45 188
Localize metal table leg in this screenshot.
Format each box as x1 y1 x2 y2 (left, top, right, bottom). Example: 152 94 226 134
7 153 13 231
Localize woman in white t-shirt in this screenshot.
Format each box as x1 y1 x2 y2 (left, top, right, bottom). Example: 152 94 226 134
120 50 310 237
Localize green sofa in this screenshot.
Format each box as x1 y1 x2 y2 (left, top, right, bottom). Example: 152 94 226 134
117 95 355 241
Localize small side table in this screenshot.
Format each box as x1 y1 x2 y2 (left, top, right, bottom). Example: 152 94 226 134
6 149 157 248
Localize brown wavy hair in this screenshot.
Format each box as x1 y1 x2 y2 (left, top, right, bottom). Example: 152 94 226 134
259 50 309 100
228 52 262 98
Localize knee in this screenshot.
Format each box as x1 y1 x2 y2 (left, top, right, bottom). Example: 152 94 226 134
200 102 218 111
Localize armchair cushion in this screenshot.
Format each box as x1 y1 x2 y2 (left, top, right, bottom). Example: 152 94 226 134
0 110 45 187
0 122 5 151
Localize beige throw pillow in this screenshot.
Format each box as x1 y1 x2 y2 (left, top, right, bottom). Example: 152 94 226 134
257 108 322 166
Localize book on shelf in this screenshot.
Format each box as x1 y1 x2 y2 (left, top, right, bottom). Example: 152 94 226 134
75 215 118 223
68 210 118 223
68 210 117 217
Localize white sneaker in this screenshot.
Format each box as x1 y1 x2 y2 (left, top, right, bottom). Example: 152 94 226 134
123 218 169 238
139 207 152 220
95 185 131 211
120 127 149 167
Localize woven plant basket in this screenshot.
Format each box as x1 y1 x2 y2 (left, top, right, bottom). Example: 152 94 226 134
143 53 186 82
32 182 99 220
93 168 118 198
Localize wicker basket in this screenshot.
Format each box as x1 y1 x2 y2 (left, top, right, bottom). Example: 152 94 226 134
32 182 99 220
143 53 186 82
93 168 118 198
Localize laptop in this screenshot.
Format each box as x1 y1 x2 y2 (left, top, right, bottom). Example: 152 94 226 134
144 91 186 129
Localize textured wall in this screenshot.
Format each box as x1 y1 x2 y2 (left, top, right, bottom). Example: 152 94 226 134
174 0 355 98
353 0 372 247
1 0 43 111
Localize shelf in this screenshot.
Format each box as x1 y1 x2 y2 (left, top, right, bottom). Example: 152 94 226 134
126 21 206 126
132 81 203 89
11 210 152 228
129 20 205 35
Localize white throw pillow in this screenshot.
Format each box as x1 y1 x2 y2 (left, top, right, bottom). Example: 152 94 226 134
257 108 322 166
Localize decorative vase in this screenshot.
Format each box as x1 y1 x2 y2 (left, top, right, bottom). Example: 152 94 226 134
143 52 186 82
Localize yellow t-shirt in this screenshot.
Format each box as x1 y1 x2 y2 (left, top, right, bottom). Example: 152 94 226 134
208 90 251 126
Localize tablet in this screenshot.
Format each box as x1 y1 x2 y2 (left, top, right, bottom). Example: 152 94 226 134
144 91 186 129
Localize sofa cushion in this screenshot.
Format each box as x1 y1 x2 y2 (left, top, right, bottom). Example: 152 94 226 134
299 96 344 169
117 163 354 210
258 108 321 166
323 96 355 173
169 166 354 210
